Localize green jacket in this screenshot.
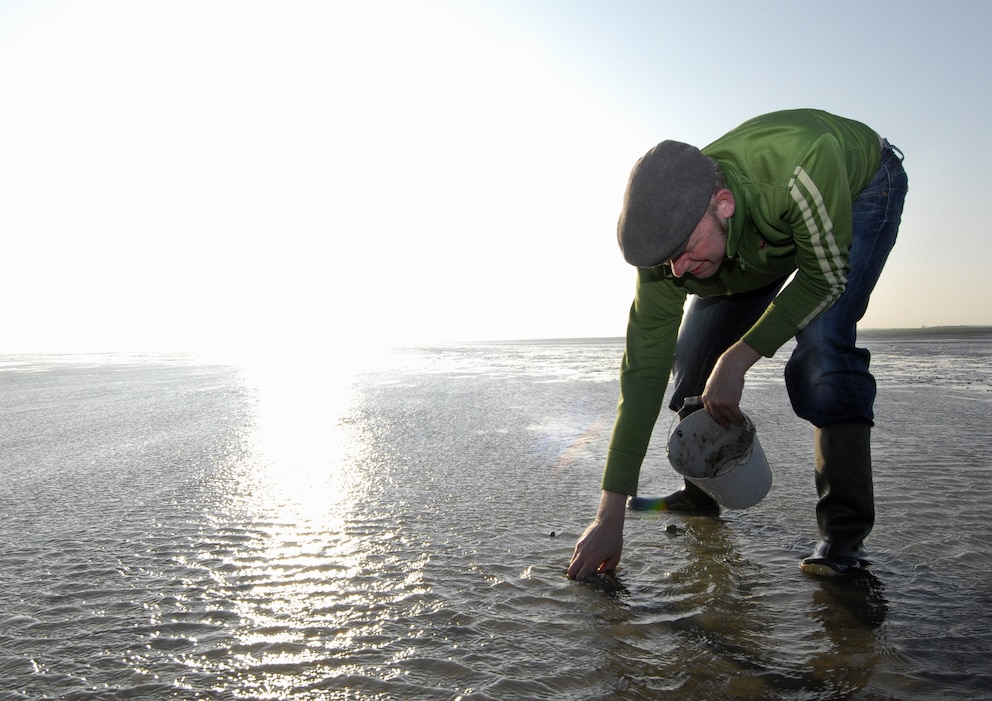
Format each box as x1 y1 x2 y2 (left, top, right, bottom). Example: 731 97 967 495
602 109 883 496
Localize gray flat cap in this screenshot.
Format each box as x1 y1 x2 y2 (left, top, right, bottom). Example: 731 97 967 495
617 140 716 267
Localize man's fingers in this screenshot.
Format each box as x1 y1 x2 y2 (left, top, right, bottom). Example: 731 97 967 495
567 551 588 580
567 561 591 580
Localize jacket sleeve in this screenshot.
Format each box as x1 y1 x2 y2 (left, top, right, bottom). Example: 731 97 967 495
742 134 854 357
601 268 687 496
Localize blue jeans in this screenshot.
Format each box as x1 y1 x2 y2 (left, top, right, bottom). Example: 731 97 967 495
670 142 908 427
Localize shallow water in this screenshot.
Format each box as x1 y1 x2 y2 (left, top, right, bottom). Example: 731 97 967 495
1 334 991 700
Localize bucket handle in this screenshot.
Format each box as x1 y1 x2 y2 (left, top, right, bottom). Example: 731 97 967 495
666 396 703 454
677 396 704 420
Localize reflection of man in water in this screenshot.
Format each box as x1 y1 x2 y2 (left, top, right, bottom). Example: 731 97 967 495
568 109 908 580
808 572 889 693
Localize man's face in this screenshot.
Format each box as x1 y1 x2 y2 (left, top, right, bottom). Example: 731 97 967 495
667 210 729 278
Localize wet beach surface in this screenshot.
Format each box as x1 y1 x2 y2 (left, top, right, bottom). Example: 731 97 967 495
1 332 990 699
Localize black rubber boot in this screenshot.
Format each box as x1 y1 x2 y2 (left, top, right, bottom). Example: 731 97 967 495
628 479 720 515
800 423 875 577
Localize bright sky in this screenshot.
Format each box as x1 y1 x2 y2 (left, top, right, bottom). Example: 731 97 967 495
2 0 990 357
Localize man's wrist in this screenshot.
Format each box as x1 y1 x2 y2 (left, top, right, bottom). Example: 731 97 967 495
597 490 628 522
723 340 761 373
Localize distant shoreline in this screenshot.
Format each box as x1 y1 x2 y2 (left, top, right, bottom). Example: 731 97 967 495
6 327 989 358
467 325 992 346
857 325 992 339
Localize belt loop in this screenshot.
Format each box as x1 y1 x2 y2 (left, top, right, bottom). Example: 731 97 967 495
881 138 905 162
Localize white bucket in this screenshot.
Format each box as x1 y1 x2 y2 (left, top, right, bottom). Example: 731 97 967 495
667 408 771 510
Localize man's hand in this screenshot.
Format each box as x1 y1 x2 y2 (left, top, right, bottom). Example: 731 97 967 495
702 340 761 428
567 490 626 581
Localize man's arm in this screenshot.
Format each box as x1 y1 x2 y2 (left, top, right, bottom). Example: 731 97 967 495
601 268 687 495
742 135 854 357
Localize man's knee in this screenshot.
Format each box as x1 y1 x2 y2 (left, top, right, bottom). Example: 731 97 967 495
785 350 876 426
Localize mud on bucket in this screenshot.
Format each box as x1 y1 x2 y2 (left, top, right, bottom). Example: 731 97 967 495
667 405 771 510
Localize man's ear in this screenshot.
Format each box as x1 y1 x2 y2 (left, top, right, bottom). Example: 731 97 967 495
716 188 736 218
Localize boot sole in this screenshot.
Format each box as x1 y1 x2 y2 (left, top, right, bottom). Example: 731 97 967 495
799 558 861 577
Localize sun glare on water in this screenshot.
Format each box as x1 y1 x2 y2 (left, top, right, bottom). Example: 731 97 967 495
235 356 371 524
173 354 406 695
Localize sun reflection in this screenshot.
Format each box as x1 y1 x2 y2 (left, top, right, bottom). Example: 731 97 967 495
188 358 373 683
170 351 437 698
238 357 367 521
